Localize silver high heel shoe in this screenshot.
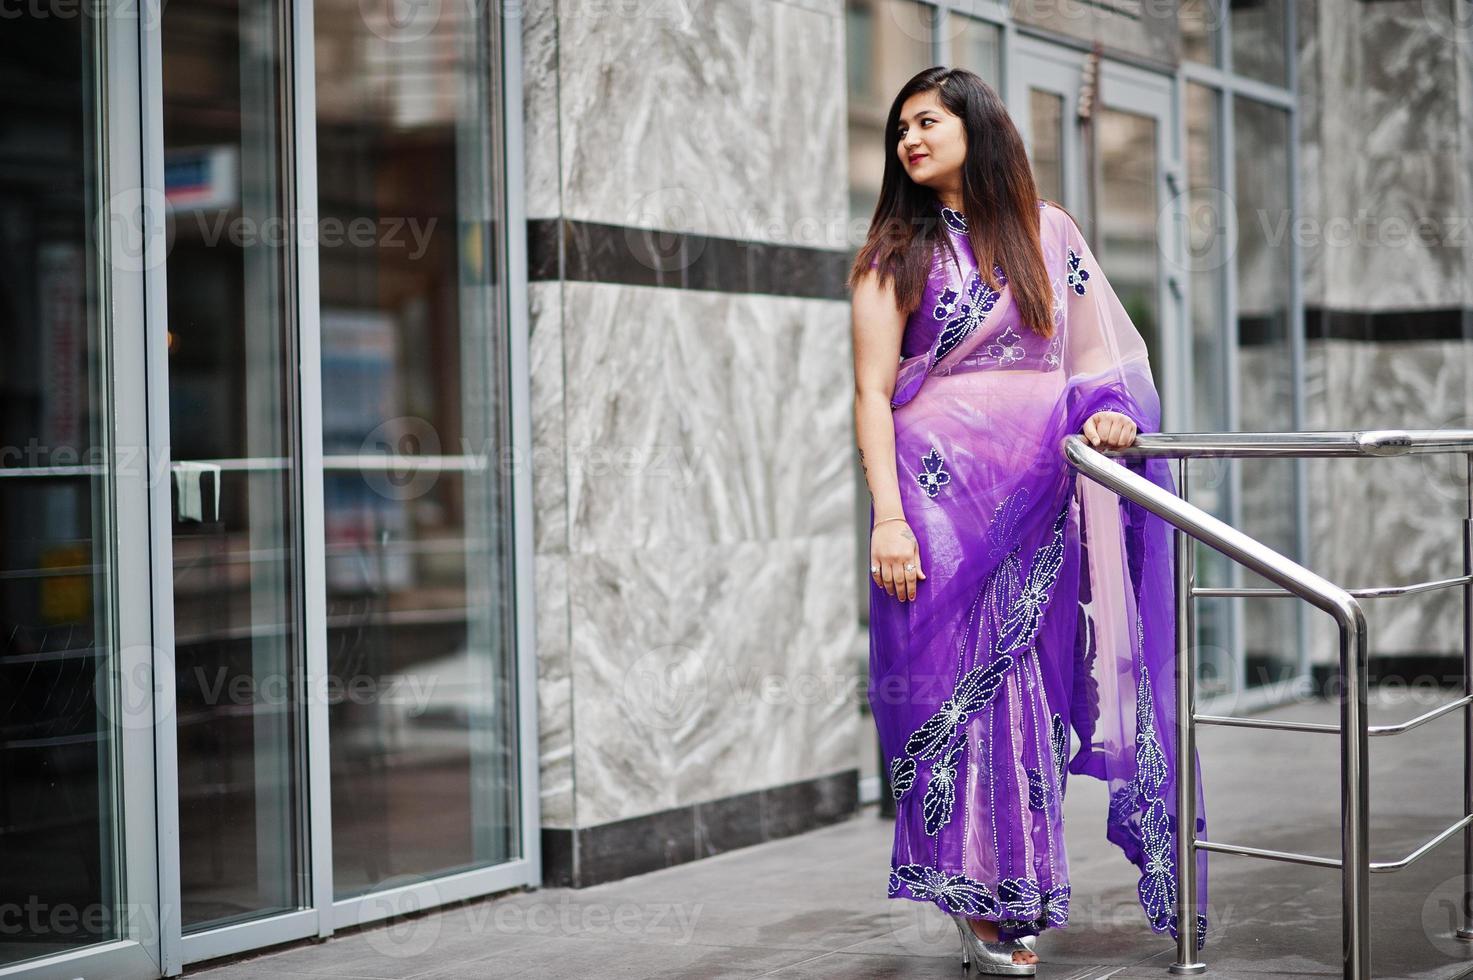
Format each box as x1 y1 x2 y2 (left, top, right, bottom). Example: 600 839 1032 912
950 915 1037 975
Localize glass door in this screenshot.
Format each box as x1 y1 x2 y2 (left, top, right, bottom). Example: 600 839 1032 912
6 0 534 973
0 6 162 980
312 0 523 922
1010 39 1244 697
153 0 317 961
148 0 532 964
1011 39 1184 425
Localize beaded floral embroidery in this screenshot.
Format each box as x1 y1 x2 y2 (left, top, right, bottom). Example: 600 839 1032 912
1066 247 1091 296
889 864 996 916
1026 765 1053 812
888 863 1071 930
1028 711 1071 814
984 325 1026 366
1044 334 1062 370
890 755 916 800
934 268 1006 362
922 733 965 835
1051 712 1069 789
991 505 1069 656
987 486 1029 560
1110 660 1208 950
904 653 1014 759
916 446 952 498
885 486 1079 930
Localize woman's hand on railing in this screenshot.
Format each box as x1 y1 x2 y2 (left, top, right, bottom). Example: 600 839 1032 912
1083 410 1138 450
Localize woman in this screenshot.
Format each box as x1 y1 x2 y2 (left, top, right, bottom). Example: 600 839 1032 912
849 67 1209 975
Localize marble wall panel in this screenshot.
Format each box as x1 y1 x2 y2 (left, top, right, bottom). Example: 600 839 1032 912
1302 339 1472 665
552 0 847 247
558 282 854 554
568 532 860 826
523 0 858 836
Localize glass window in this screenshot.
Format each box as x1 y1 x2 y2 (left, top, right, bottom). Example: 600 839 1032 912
1232 96 1298 689
1180 0 1221 67
1184 81 1233 699
1028 88 1064 203
314 0 520 897
845 0 935 233
0 11 121 966
954 15 1001 86
1187 84 1228 440
1231 0 1288 87
161 0 305 931
1095 106 1163 377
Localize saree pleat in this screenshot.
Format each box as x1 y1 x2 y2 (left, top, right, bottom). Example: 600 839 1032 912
868 201 1209 946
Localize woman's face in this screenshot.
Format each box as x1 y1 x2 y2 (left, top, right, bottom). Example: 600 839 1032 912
896 90 965 192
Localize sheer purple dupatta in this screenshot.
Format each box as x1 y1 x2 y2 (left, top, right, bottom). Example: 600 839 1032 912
1059 214 1210 948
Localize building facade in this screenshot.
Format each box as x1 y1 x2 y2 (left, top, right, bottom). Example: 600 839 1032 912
3 0 1472 976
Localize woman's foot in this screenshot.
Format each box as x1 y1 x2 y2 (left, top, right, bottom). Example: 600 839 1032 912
966 917 1038 965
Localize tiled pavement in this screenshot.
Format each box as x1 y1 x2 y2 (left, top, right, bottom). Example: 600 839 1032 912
193 688 1473 979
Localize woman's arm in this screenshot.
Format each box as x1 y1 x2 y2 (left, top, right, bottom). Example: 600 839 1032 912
851 265 924 601
851 268 905 520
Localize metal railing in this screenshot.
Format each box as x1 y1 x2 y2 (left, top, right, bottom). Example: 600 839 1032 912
1063 429 1473 980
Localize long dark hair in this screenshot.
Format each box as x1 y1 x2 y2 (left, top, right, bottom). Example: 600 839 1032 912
847 66 1078 339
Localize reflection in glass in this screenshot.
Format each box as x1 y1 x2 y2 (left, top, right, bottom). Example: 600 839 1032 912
844 0 935 232
1028 89 1064 204
1233 97 1298 689
1180 0 1220 67
954 15 1000 87
162 0 305 930
1231 0 1287 87
0 13 119 967
1095 106 1162 376
1184 81 1233 698
314 0 520 897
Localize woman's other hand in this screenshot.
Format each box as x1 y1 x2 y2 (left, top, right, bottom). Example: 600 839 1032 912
1083 410 1137 450
871 518 925 602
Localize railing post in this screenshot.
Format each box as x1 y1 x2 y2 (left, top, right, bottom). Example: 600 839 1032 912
1459 452 1473 943
1171 457 1206 974
1340 601 1371 980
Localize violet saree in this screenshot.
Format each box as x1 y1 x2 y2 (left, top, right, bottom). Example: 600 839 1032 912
867 200 1209 946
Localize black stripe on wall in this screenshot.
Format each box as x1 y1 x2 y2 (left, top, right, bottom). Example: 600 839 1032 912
541 770 859 888
527 221 1473 342
1303 306 1471 343
528 217 853 300
1238 307 1471 346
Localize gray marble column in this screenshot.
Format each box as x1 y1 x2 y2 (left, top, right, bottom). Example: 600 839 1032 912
520 0 862 881
1297 0 1473 672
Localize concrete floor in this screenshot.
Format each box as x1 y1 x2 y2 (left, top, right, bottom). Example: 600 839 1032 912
193 688 1473 979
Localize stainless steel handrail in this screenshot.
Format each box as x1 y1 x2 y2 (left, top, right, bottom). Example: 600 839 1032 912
1198 693 1473 737
1196 574 1473 599
1060 429 1473 980
1106 428 1473 458
1191 812 1473 875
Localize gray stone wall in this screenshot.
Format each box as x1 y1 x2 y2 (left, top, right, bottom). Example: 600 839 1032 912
520 0 863 851
1296 0 1473 669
